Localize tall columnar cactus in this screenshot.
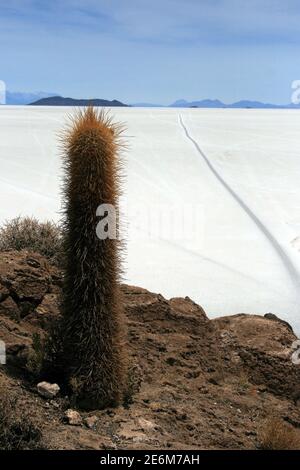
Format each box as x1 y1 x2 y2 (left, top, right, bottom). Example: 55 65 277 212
61 107 126 409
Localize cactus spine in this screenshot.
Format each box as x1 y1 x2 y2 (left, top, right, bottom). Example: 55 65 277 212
61 107 126 409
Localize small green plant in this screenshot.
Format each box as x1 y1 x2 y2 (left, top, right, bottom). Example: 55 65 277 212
0 216 62 265
41 317 65 380
26 321 65 384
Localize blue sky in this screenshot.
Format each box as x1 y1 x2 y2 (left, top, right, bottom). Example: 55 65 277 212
0 0 299 104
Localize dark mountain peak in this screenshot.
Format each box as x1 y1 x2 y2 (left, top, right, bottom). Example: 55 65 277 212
29 96 129 107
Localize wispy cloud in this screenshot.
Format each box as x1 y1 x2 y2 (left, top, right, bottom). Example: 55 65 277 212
2 0 300 44
0 1 299 103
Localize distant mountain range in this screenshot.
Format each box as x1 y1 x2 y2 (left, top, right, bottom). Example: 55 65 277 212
2 91 300 109
131 98 300 109
168 98 300 109
30 96 128 107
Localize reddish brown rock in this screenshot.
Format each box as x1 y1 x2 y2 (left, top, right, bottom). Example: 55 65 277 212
0 250 300 450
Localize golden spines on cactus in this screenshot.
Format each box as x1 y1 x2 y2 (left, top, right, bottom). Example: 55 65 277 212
60 107 126 409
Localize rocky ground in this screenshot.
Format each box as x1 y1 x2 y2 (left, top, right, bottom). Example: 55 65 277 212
0 250 300 449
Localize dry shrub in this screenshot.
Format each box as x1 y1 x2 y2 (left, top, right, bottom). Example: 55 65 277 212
0 388 43 450
258 417 300 450
26 332 46 378
124 363 143 407
236 371 250 394
0 216 62 265
26 319 66 386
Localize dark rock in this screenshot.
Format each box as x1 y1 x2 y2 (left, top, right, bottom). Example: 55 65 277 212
0 296 20 321
0 284 9 301
264 313 293 332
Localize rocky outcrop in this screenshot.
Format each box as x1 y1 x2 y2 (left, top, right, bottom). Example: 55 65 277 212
0 250 300 450
0 251 61 367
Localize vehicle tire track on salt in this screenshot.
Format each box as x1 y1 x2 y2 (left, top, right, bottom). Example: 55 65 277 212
179 114 300 291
